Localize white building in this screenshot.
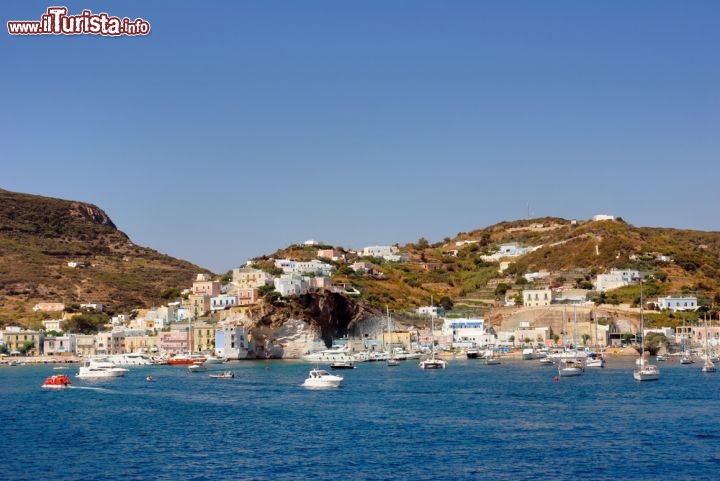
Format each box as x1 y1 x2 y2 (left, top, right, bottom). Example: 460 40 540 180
360 245 404 262
481 243 532 262
42 319 63 332
592 214 616 222
657 296 698 312
215 326 250 360
417 306 443 317
595 269 640 292
441 318 495 347
211 294 238 311
274 259 334 276
523 288 552 307
274 273 309 297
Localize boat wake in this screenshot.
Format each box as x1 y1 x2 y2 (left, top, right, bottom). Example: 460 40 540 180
67 386 113 393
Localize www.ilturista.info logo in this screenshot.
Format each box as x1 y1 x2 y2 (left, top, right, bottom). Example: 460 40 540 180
7 7 150 36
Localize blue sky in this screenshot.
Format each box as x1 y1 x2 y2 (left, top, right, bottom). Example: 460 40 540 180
2 1 719 273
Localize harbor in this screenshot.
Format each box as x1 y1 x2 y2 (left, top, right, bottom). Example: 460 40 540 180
3 357 720 481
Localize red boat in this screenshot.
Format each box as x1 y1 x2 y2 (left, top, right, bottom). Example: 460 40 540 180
42 374 72 389
166 354 206 365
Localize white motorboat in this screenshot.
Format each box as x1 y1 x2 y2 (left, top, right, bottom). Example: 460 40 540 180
188 363 207 373
303 368 343 388
330 360 356 369
105 352 152 366
203 355 225 364
76 360 127 379
209 371 234 379
302 344 354 363
585 352 606 368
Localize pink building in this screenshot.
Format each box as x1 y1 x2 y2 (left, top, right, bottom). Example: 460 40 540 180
237 288 260 305
159 330 191 354
192 280 221 297
32 302 65 312
317 249 344 261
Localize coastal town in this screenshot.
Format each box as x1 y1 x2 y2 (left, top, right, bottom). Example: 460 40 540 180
1 233 712 367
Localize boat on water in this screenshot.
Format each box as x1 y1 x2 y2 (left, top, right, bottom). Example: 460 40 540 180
585 352 606 368
634 280 660 382
302 343 354 363
42 374 72 389
385 306 401 367
418 311 447 370
303 368 343 388
203 355 225 364
701 315 716 373
167 354 207 365
656 354 668 362
146 376 156 382
209 371 234 379
105 352 153 366
76 360 127 379
680 354 695 365
466 347 480 359
522 348 545 360
188 363 207 373
558 358 584 377
330 360 356 369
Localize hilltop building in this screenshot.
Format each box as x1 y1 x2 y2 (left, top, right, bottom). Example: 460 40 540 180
657 296 698 312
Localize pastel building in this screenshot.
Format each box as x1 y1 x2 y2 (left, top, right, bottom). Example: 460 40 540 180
360 245 404 262
442 318 494 347
523 288 552 307
192 280 221 297
274 259 334 276
1 328 43 355
43 335 76 355
232 267 273 289
193 323 217 352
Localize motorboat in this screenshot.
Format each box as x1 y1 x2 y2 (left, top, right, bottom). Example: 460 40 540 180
167 354 207 365
302 343 353 363
303 368 343 388
76 360 127 379
42 374 72 389
656 354 668 362
146 376 156 382
680 355 694 365
329 360 356 369
522 348 545 360
106 352 153 366
466 347 480 359
188 363 207 373
484 356 501 365
203 355 225 364
209 371 235 379
386 358 400 367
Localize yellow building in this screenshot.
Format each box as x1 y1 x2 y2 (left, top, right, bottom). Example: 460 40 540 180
381 330 413 352
124 335 160 353
193 323 217 352
75 334 97 357
1 329 43 355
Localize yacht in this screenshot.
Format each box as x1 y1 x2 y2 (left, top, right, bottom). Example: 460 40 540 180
76 359 127 379
584 352 606 368
203 355 225 364
633 280 660 382
558 358 584 377
106 352 153 366
302 344 354 363
302 368 343 388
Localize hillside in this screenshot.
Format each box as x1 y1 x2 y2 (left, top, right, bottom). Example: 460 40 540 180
0 189 211 325
258 217 720 324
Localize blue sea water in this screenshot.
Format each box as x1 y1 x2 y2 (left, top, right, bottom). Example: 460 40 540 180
2 358 720 481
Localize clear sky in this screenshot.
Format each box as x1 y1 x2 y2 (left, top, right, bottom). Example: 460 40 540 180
2 1 719 273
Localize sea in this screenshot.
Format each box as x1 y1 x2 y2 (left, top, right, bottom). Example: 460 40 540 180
2 357 720 481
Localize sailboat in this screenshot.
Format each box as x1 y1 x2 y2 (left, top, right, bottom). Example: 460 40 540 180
558 305 583 377
386 306 400 367
633 279 660 381
585 312 606 368
419 311 447 369
701 314 716 373
167 316 206 365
